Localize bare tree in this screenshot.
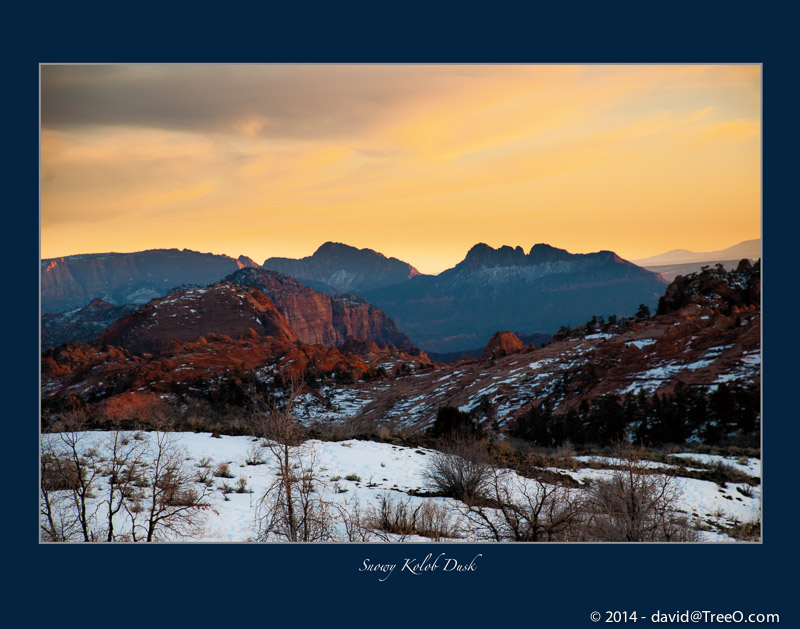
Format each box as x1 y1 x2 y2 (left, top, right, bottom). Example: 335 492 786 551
586 447 698 542
40 438 81 541
128 430 211 542
256 445 337 542
252 378 336 542
99 431 146 542
46 412 101 541
459 466 585 542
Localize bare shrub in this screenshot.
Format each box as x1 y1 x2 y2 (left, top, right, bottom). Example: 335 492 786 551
365 493 419 539
727 518 760 541
236 476 251 493
364 492 459 541
214 462 234 478
423 439 492 504
168 488 200 507
256 445 336 542
195 467 214 485
586 447 698 542
414 501 460 541
40 445 82 542
245 442 266 466
459 467 586 542
334 496 372 542
41 451 80 492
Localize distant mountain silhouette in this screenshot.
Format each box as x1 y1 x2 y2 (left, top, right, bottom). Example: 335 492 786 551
632 239 761 266
363 243 668 353
41 248 259 313
41 242 669 356
262 242 420 294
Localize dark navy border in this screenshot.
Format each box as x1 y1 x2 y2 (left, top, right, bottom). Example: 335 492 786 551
12 4 795 626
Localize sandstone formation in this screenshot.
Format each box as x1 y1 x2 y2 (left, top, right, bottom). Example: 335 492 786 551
481 331 526 360
41 334 433 420
97 283 298 354
228 267 413 349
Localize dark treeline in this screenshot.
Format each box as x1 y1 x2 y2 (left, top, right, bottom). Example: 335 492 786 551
509 382 759 448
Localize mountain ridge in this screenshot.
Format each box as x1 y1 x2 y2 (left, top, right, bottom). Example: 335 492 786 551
632 239 761 266
92 268 416 355
42 261 759 436
262 241 421 294
364 242 668 353
42 248 260 313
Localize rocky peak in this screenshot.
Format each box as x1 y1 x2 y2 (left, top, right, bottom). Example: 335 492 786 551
460 243 528 269
224 267 413 349
227 267 306 293
481 330 526 360
236 255 260 269
527 243 574 263
85 298 115 310
657 259 760 316
262 242 421 293
42 299 139 350
315 241 383 260
458 242 624 270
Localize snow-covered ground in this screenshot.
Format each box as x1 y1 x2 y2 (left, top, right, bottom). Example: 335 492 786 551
40 431 761 543
668 452 761 478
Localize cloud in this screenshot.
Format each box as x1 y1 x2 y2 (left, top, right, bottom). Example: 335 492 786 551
40 65 761 272
44 65 731 142
41 64 490 140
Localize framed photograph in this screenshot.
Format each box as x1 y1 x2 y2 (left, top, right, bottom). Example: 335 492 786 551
22 10 792 624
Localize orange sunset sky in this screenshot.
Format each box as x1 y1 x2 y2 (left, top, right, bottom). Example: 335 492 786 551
40 64 761 275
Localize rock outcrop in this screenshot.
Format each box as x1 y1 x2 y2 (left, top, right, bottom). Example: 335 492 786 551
481 331 526 360
97 283 298 354
41 334 433 420
228 267 414 349
657 259 760 316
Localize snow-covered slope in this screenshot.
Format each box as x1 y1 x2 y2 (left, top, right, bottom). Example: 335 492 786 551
40 431 760 543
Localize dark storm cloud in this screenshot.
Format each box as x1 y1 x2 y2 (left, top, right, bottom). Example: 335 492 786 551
41 64 459 139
